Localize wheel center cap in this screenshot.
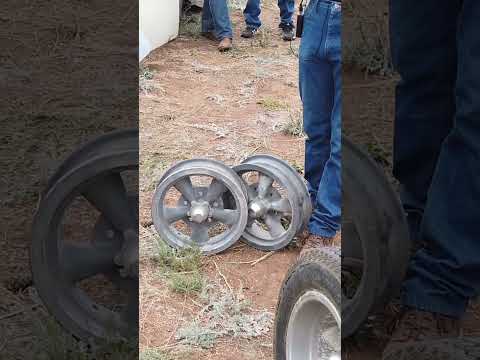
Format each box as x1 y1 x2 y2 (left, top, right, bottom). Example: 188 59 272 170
248 199 268 218
190 200 210 223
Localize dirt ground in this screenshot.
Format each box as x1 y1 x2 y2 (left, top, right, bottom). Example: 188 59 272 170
139 2 306 359
0 1 137 358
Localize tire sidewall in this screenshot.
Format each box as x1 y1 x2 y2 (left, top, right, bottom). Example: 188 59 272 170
274 250 340 360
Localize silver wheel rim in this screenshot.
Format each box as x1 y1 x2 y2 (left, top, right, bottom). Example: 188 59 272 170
286 290 341 360
32 151 139 340
232 163 302 250
152 159 248 254
242 155 312 232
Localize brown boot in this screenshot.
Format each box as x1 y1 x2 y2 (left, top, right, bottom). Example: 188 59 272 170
382 307 462 360
218 37 232 52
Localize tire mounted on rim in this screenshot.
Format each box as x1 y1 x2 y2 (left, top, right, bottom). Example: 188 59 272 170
274 247 341 360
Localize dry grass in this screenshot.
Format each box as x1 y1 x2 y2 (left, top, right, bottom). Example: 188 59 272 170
257 97 289 112
279 110 304 137
343 0 392 74
152 238 205 295
175 284 273 349
179 13 202 39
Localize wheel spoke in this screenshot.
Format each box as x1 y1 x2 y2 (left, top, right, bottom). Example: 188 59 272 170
211 208 240 225
246 186 257 201
257 174 274 198
265 214 285 237
82 173 135 231
269 198 292 215
173 177 195 202
205 179 227 202
164 206 189 223
190 223 209 243
61 242 117 283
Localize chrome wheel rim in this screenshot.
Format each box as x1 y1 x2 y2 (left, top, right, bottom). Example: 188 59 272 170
242 154 312 232
232 163 302 250
286 290 341 360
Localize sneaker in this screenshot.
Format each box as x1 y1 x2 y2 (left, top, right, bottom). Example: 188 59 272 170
382 307 462 360
218 37 232 52
241 27 258 38
280 24 295 41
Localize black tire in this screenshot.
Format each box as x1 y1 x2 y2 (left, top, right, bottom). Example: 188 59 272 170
274 247 341 360
341 137 410 337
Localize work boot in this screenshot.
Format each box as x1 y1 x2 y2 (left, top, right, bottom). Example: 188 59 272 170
218 37 232 52
280 23 295 41
382 307 462 360
241 26 258 38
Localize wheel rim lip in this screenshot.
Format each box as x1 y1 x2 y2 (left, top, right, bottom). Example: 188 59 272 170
45 129 138 192
31 151 138 340
156 158 248 194
286 290 341 360
233 163 302 250
152 164 248 254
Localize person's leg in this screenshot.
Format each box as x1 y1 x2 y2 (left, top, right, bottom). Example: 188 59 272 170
403 0 480 318
300 0 332 207
300 0 341 239
277 0 295 28
201 0 215 34
278 0 296 40
208 0 233 40
310 2 341 238
390 0 458 246
243 0 262 30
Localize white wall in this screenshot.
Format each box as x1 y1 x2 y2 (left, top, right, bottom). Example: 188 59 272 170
139 0 181 62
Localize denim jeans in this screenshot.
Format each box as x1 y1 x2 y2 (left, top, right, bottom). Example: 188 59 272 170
390 0 480 317
300 0 341 237
202 0 233 40
243 0 295 30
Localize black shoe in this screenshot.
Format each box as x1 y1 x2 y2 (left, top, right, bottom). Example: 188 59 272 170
280 24 295 41
241 27 258 38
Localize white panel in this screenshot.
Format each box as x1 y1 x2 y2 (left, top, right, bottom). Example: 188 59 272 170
139 0 180 61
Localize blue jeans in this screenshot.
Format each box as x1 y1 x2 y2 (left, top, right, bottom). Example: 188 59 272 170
300 0 341 238
202 0 233 40
243 0 295 30
391 0 480 317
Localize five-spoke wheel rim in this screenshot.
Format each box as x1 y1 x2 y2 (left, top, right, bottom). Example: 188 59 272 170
32 149 139 340
152 159 248 254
